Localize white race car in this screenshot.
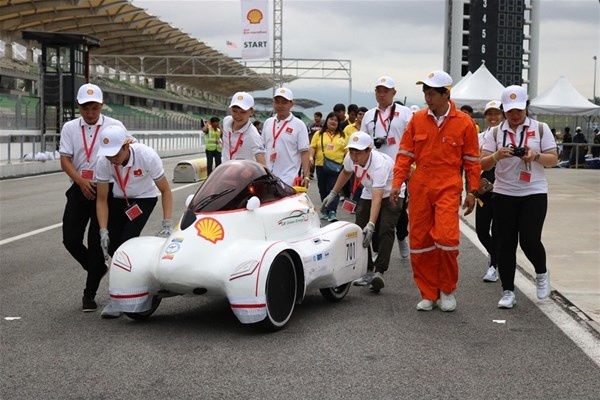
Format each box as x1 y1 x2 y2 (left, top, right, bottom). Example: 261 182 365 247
107 160 368 330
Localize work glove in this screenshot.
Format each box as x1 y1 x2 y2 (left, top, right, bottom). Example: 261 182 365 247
99 228 110 260
321 190 338 212
362 222 376 248
156 219 173 238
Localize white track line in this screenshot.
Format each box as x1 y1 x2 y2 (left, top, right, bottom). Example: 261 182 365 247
460 219 600 367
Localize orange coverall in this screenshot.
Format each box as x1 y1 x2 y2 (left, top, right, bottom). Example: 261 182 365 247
393 101 480 301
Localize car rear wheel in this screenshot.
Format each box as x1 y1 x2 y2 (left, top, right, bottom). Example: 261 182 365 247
320 283 351 302
124 296 161 321
261 252 297 331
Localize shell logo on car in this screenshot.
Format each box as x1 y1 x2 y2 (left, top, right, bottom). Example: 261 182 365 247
195 217 224 243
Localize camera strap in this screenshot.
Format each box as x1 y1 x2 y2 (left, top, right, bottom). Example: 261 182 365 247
372 103 396 139
502 125 528 148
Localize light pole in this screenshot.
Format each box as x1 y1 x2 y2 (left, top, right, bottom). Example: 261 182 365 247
594 55 598 102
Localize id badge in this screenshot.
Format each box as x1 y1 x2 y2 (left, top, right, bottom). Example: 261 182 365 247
124 202 143 221
270 152 277 162
518 170 531 183
81 169 94 180
341 199 357 213
387 137 396 145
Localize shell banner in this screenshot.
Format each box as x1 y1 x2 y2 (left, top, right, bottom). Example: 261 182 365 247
241 0 270 60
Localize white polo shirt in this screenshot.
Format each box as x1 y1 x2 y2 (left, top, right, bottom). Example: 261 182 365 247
59 114 126 182
481 117 556 196
262 113 309 185
96 143 164 199
221 116 265 162
361 103 413 160
342 149 394 200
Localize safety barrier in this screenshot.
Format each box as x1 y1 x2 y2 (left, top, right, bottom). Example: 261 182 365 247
173 157 208 183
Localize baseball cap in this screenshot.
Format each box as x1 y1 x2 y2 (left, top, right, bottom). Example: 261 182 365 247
229 92 254 110
375 76 395 89
345 131 373 151
274 87 294 101
77 83 103 104
97 125 128 157
501 85 528 112
576 126 582 132
416 71 453 88
484 100 502 113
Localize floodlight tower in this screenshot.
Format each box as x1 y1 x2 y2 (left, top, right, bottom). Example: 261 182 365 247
272 0 283 93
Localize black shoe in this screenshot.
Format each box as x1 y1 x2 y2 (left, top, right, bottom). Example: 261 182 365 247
82 296 97 312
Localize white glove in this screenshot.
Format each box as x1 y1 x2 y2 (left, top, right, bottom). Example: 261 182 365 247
362 222 376 248
99 229 110 260
321 190 338 212
156 219 173 237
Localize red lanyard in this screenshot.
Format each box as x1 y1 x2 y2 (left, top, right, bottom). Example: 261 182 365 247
228 131 244 159
271 120 289 148
114 164 132 204
352 156 371 195
377 108 391 132
81 125 101 163
507 126 528 148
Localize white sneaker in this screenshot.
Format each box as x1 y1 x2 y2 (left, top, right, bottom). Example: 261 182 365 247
483 266 498 282
439 291 456 312
398 238 409 258
535 272 550 299
498 290 516 309
353 271 374 286
100 302 123 319
416 299 435 311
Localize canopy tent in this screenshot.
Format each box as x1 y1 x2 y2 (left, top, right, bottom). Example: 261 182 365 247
529 76 600 116
451 64 505 109
450 71 472 94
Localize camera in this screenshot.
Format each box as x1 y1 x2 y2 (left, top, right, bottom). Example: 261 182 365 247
512 146 526 158
373 137 387 149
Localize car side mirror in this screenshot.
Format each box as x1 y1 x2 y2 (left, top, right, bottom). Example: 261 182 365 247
185 194 194 207
246 196 260 210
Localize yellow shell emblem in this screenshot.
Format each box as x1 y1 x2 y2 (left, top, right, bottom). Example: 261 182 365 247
102 138 110 144
352 136 359 142
247 8 263 24
237 95 244 100
195 217 224 244
510 93 517 100
87 89 94 95
428 72 435 78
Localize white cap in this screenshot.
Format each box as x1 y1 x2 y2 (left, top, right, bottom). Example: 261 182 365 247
229 92 254 110
501 85 528 112
484 100 502 113
274 87 293 101
97 125 128 157
345 131 373 150
416 71 453 88
77 83 103 104
576 126 582 132
375 76 395 89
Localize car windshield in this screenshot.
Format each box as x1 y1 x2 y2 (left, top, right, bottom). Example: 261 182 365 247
188 160 297 212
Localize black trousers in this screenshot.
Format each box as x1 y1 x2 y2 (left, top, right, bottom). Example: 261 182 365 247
62 183 113 298
492 193 548 292
475 192 498 267
107 197 158 256
206 149 222 176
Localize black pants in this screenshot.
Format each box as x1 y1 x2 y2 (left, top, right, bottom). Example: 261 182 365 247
206 149 222 176
372 191 408 252
475 192 497 267
107 197 158 256
492 193 548 291
62 183 113 298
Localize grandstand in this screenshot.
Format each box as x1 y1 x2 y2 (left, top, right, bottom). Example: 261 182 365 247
0 0 302 131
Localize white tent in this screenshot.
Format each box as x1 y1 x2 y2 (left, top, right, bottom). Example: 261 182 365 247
451 64 505 109
450 71 472 94
529 76 600 116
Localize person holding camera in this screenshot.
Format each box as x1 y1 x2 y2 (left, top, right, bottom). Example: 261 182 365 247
361 76 413 258
480 85 558 309
390 70 480 312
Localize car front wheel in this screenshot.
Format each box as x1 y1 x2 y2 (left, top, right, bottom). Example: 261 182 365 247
124 296 161 321
261 252 297 331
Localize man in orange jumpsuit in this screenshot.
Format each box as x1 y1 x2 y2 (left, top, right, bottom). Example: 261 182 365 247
390 71 480 312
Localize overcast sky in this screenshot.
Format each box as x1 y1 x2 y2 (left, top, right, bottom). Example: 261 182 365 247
135 0 599 112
